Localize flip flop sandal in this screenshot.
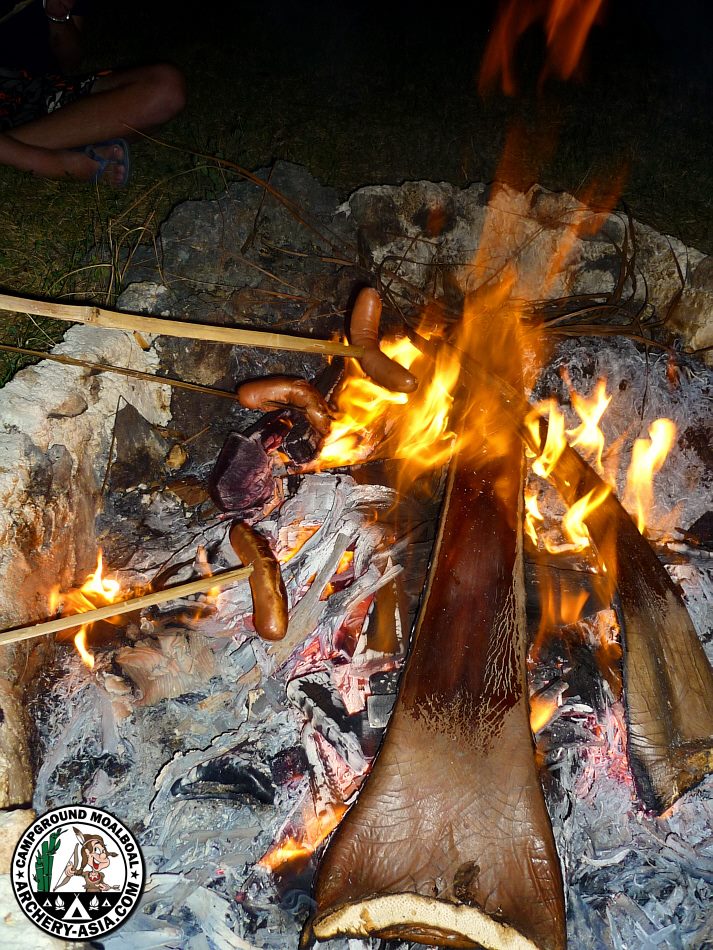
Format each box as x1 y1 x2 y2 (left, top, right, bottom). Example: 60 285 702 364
81 138 131 188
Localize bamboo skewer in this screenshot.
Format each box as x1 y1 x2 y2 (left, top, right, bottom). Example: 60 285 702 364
0 292 364 360
0 343 243 401
0 565 253 649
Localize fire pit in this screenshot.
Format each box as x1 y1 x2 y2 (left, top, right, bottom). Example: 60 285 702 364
0 163 711 950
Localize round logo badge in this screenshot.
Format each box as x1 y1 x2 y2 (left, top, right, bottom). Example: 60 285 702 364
11 805 145 942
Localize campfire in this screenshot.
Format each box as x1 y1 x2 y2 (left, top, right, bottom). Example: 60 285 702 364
0 9 711 941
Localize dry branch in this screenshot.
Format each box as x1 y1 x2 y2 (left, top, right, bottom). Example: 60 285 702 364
0 343 242 401
0 292 363 359
0 566 252 649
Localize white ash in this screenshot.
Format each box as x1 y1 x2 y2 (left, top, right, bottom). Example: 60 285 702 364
30 471 403 950
667 560 713 660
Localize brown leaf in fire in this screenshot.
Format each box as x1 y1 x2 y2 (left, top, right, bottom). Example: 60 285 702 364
115 634 215 706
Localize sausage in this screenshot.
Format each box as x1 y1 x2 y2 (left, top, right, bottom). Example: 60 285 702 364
349 287 418 393
236 377 333 437
229 521 288 641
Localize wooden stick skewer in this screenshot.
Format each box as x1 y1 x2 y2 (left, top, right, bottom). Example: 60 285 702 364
0 565 253 649
0 292 363 360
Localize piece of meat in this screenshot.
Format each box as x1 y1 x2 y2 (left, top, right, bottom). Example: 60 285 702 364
349 288 418 393
229 522 288 641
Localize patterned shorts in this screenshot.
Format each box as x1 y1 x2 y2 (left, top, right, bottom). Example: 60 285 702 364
0 68 102 131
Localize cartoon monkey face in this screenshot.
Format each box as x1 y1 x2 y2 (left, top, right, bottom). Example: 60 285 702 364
81 836 116 874
87 842 110 871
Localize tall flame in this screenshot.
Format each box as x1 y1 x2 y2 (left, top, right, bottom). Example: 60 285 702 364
624 419 677 534
479 0 605 96
565 379 611 476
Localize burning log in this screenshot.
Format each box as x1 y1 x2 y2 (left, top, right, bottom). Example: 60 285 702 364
548 442 713 813
414 331 713 813
311 433 566 947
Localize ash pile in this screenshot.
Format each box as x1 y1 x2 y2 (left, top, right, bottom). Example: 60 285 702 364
8 164 713 950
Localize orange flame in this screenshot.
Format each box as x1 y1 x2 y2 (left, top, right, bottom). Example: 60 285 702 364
59 551 122 668
524 488 544 545
530 693 561 732
531 582 591 662
258 803 347 873
74 628 95 669
565 379 611 475
195 546 220 602
545 484 611 554
318 336 458 481
528 400 567 479
479 0 605 96
624 419 677 534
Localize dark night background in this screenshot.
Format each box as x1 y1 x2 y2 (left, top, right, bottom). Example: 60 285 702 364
82 0 713 249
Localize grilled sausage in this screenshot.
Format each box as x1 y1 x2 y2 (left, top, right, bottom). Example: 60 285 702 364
237 377 332 437
349 287 418 393
229 522 288 641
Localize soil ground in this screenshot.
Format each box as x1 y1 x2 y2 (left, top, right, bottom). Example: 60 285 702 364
0 0 711 381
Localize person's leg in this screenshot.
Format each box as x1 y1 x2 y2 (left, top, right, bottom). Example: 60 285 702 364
0 133 126 182
8 64 186 150
0 63 184 183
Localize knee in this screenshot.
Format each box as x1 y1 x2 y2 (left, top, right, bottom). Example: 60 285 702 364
143 63 187 125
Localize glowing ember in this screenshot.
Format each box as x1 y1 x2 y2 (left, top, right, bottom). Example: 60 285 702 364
321 549 355 600
258 803 347 873
335 550 354 575
624 418 677 534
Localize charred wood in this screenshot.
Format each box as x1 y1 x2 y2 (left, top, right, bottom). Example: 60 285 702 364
549 443 713 813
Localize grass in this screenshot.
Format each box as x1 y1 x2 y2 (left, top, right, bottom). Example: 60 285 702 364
0 0 711 383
